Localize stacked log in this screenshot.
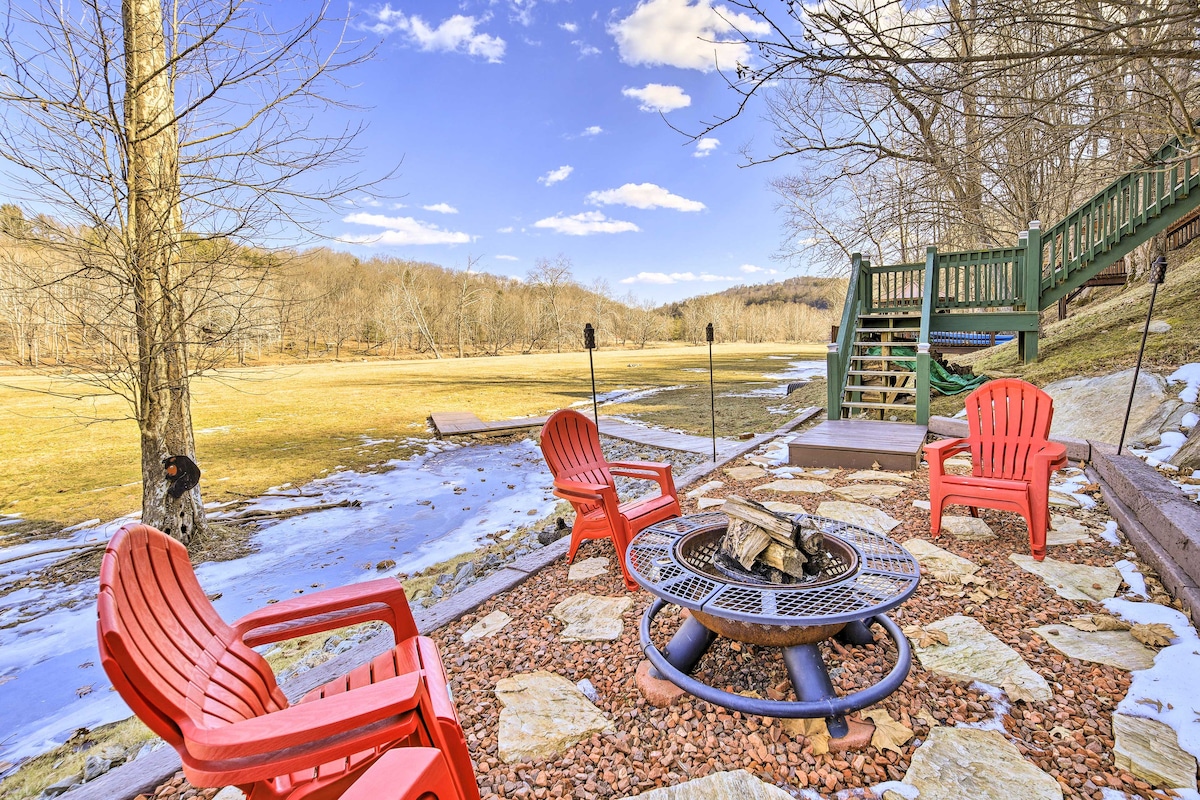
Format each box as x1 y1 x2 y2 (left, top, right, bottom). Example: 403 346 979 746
719 495 826 583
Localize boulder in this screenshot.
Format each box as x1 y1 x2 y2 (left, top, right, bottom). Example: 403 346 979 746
1174 426 1200 471
1043 369 1166 444
1130 399 1183 447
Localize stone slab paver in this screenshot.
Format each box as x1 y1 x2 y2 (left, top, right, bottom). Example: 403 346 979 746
912 499 931 511
903 539 980 580
915 615 1051 703
816 501 901 534
832 483 906 502
756 479 832 494
726 466 768 481
568 557 610 582
1114 712 1200 789
1032 624 1156 671
495 671 613 763
462 610 513 643
1046 515 1095 546
685 481 724 499
551 593 634 641
846 470 912 483
1010 554 1121 602
698 497 726 509
939 515 996 540
883 727 1063 800
619 769 796 800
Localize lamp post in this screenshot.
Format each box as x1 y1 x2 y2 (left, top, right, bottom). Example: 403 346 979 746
706 322 716 462
584 322 598 427
1117 256 1168 455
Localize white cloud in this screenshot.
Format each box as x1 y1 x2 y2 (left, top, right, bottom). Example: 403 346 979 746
694 137 720 157
621 83 691 113
533 211 639 236
560 21 579 32
497 226 515 233
341 212 471 245
495 254 520 261
739 263 777 274
586 183 705 212
581 125 603 136
366 7 506 63
574 40 602 56
538 165 574 186
423 202 459 214
609 0 770 72
619 271 737 284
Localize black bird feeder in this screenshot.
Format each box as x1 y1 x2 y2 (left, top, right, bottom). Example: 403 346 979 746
706 322 716 462
1118 256 1168 455
584 322 599 426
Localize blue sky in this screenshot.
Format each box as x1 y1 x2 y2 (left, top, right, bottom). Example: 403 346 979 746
319 0 807 303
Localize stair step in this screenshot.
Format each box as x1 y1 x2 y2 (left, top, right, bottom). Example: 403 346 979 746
842 400 916 410
857 313 921 320
854 339 916 346
845 386 919 395
847 370 913 377
850 355 917 362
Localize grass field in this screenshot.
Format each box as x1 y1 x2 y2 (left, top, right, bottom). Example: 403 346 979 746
0 343 824 534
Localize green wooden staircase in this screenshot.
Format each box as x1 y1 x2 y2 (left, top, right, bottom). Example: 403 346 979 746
828 131 1200 424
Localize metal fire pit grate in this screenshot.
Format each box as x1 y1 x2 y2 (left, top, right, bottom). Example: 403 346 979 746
628 512 919 626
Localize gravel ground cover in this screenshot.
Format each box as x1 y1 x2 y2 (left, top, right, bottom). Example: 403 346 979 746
146 449 1188 800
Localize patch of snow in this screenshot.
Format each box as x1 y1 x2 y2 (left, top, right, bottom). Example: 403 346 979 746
1182 412 1198 431
1168 363 1200 404
869 782 919 799
953 408 968 419
960 681 1011 732
1150 430 1189 465
1102 598 1200 766
1100 520 1122 546
1113 560 1148 598
0 439 556 768
197 425 231 435
61 519 101 533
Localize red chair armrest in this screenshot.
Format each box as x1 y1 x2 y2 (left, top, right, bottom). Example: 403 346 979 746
233 578 418 647
1032 442 1069 472
924 438 969 459
183 672 423 762
551 477 613 503
609 462 678 498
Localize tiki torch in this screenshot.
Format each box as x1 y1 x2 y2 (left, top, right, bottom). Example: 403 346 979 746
1118 256 1167 455
707 322 716 462
584 322 599 426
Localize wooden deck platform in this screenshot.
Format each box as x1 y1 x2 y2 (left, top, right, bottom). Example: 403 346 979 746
430 411 740 456
788 419 927 471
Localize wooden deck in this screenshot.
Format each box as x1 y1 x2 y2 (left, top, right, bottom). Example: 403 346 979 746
430 411 741 456
788 419 927 471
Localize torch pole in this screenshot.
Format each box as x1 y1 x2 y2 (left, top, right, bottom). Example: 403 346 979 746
1117 256 1167 456
584 323 599 427
707 323 716 462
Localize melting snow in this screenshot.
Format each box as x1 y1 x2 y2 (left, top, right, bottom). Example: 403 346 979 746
1100 520 1122 546
1169 363 1200 404
0 439 556 769
1102 598 1200 765
1113 560 1148 598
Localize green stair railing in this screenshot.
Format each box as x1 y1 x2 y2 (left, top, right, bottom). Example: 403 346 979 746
829 127 1200 425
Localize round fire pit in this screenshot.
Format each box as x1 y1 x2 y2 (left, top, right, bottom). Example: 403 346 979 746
628 512 919 738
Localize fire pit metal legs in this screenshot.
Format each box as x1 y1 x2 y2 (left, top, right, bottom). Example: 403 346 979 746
782 644 849 737
640 599 913 731
650 613 716 680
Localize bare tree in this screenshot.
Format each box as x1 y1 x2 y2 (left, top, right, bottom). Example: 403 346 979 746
0 0 376 542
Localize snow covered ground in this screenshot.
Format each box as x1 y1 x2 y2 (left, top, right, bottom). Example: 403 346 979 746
0 439 556 771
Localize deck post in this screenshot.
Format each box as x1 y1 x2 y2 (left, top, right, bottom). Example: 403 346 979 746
915 246 936 426
826 342 841 419
1019 222 1042 363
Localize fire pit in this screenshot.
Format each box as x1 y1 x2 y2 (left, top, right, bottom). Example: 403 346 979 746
628 511 919 738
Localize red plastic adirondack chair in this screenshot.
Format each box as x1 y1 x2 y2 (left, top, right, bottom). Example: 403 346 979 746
341 748 465 800
97 524 479 800
539 409 681 591
927 379 1069 561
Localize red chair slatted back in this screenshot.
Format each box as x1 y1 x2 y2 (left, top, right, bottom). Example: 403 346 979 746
97 524 288 746
539 410 614 510
963 379 1055 481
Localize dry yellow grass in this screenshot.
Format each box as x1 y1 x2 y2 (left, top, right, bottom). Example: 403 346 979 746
0 343 823 533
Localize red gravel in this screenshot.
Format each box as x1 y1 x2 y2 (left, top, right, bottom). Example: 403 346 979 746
152 457 1187 800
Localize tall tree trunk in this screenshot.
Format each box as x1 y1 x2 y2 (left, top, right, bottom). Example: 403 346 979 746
125 0 205 544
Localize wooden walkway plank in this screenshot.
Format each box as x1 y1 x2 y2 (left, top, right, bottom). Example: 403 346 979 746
788 419 927 470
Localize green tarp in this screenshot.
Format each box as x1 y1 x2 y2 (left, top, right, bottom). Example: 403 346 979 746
863 346 988 396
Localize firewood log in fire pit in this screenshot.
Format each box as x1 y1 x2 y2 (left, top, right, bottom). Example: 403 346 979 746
719 495 829 584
